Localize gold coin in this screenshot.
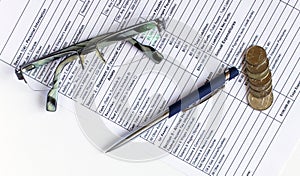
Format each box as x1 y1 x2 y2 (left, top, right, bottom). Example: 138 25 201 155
245 45 267 66
248 91 273 110
247 66 269 80
248 69 272 86
249 84 272 98
246 58 269 74
250 79 272 91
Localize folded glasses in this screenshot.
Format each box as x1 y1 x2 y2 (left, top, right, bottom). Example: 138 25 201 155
15 18 166 112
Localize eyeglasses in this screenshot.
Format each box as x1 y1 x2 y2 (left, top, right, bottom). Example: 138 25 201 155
15 18 166 112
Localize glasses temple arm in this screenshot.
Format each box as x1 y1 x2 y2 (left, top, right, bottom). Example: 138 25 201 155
46 54 79 112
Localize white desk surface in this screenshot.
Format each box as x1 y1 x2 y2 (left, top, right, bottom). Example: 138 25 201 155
0 63 299 176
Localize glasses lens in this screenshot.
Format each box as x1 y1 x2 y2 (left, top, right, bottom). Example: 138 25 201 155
22 53 82 95
22 63 57 91
94 25 163 65
68 43 106 101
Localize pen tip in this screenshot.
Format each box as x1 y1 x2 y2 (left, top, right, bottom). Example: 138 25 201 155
104 141 121 153
104 149 110 153
104 146 113 153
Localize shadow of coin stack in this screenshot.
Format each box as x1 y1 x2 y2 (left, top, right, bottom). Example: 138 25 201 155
245 45 273 110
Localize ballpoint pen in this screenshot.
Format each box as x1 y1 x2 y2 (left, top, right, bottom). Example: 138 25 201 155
105 67 239 153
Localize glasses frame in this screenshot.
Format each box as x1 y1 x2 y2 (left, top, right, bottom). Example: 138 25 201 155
15 18 166 111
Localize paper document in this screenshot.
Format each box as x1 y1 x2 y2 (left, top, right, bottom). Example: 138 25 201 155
1 0 300 175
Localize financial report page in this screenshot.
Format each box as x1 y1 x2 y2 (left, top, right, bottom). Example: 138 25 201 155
0 0 300 175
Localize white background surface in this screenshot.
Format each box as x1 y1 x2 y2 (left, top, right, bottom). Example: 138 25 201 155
0 61 299 176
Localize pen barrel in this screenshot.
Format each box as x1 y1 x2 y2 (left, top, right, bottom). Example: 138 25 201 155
169 67 239 117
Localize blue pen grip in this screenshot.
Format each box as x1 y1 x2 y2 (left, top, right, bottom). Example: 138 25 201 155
169 71 228 118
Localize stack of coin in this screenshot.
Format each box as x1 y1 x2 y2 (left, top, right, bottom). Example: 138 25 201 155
245 45 273 110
